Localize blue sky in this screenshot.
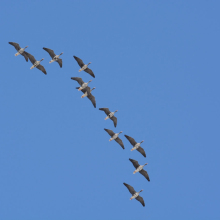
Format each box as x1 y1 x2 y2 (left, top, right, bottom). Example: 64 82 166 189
1 0 220 219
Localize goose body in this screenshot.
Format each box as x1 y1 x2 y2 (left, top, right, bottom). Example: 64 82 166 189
104 129 124 149
73 56 95 78
26 52 47 74
99 108 118 127
124 135 146 157
123 183 145 207
129 158 150 181
9 42 29 62
43 47 63 68
76 86 96 108
71 77 92 91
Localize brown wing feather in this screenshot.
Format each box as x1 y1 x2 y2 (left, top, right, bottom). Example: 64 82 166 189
104 128 115 137
43 47 56 59
57 59 62 68
135 195 145 207
99 108 111 115
139 169 150 181
73 56 84 68
22 51 29 62
84 68 95 78
129 158 140 169
123 183 136 195
87 93 96 108
137 146 146 157
9 42 21 51
26 52 36 65
110 116 117 127
71 77 84 86
124 135 137 146
115 137 124 149
37 64 47 75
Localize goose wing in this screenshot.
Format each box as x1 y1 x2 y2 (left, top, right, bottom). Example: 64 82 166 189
73 56 84 68
84 68 95 78
71 77 84 86
110 116 117 127
26 52 37 65
123 183 136 195
9 42 21 51
139 169 150 181
137 146 146 157
99 108 111 115
135 195 145 207
36 64 47 75
124 135 137 146
87 93 96 108
57 58 62 68
104 128 115 137
43 47 56 59
115 137 124 149
129 158 140 169
22 51 29 62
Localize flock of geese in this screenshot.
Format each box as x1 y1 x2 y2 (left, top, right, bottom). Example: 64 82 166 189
9 41 150 207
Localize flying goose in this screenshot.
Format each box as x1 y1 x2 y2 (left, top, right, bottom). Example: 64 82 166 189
9 42 29 62
123 183 145 207
76 86 96 108
129 159 150 181
73 56 95 78
99 108 118 127
26 52 47 75
124 135 146 157
43 47 63 68
71 77 92 92
104 128 124 149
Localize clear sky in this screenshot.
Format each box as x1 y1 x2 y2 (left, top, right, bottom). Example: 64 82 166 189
1 1 220 219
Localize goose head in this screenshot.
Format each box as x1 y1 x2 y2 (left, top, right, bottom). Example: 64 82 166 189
88 80 92 83
40 58 44 62
87 62 91 66
115 110 118 113
140 140 144 144
119 131 123 134
60 52 64 56
91 87 96 91
139 189 143 193
144 163 148 166
24 46 28 49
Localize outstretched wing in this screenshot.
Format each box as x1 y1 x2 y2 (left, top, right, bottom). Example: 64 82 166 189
129 158 140 169
99 108 111 116
115 137 124 149
123 183 136 195
87 93 96 108
139 169 150 181
71 77 84 86
73 56 84 68
9 42 21 51
57 58 62 68
84 68 95 78
135 196 145 207
36 64 47 75
110 116 117 127
137 146 146 157
22 51 29 62
43 47 56 59
104 128 115 137
124 135 137 146
26 52 36 65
